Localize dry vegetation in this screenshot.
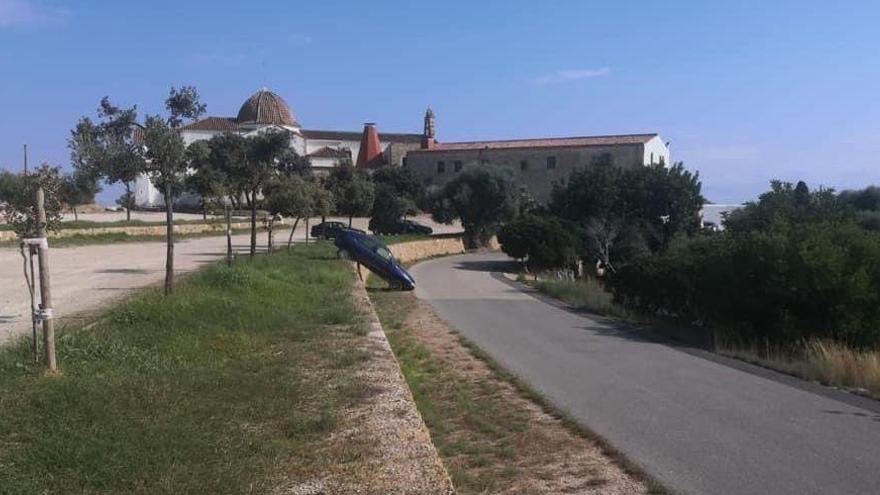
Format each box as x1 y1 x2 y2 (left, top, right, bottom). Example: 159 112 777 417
719 338 880 398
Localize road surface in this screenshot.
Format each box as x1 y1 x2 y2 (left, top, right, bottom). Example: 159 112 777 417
412 253 880 495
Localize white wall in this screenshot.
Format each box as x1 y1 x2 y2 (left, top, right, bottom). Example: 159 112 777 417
643 136 671 165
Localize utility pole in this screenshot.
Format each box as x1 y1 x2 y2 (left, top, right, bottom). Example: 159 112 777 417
35 187 57 372
23 144 28 175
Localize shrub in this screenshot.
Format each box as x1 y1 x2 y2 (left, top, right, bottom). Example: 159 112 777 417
498 215 580 271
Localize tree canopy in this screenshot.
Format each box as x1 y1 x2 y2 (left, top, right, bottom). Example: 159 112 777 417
430 165 519 248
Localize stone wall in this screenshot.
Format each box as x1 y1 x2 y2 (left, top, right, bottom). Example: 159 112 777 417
388 237 466 263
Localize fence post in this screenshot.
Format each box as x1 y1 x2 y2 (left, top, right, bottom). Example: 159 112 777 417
35 187 57 372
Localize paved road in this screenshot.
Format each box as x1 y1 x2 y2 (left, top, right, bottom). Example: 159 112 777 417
412 253 880 495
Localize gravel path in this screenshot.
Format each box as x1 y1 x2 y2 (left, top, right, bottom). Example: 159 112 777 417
0 233 253 345
0 215 460 346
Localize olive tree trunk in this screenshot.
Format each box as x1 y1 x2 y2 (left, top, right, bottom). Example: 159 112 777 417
163 182 174 295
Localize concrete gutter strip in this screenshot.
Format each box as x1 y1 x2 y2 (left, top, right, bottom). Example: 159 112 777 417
348 270 455 493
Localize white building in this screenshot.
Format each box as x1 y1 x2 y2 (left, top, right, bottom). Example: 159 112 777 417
134 89 423 208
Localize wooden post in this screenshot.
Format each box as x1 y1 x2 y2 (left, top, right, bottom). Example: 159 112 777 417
35 187 57 372
163 182 174 295
225 205 232 266
267 217 274 254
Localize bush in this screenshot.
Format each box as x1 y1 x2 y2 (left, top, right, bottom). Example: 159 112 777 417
498 215 580 271
609 221 880 347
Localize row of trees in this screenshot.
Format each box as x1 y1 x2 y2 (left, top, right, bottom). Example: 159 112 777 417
1 165 98 234
497 160 704 273
490 155 880 349
610 181 880 347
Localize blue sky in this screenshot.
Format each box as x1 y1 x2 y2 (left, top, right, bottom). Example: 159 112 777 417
1 0 878 204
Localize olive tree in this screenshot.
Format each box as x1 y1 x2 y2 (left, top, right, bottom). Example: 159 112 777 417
430 166 519 248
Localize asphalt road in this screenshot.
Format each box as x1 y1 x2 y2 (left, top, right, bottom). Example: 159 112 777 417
412 253 880 495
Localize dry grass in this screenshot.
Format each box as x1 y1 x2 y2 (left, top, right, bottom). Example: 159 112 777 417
719 338 880 398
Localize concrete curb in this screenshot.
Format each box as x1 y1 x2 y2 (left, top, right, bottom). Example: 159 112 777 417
350 267 456 494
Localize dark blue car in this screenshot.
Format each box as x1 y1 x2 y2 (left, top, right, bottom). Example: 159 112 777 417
334 229 416 290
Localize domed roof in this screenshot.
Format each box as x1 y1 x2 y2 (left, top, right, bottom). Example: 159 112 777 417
236 89 298 127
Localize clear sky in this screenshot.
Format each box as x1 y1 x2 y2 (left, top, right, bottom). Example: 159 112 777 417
1 0 878 204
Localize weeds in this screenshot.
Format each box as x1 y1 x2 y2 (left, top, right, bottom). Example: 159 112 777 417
0 244 368 494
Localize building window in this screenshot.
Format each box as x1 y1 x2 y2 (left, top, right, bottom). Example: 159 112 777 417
650 152 654 164
659 155 665 165
546 156 556 170
454 160 463 172
437 161 445 174
520 160 528 171
402 157 408 167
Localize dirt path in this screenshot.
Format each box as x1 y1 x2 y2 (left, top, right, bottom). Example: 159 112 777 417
0 215 461 346
0 233 256 345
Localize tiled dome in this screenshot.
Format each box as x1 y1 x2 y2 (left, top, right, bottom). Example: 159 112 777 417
236 89 298 127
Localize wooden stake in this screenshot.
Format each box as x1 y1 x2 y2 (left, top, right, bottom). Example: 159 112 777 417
35 187 57 372
225 205 233 266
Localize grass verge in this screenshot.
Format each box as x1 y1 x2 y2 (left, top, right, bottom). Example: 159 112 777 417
0 243 374 494
368 277 663 494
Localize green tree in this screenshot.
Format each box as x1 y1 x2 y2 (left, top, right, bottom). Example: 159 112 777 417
60 170 100 221
141 86 206 294
326 160 375 227
185 140 228 219
265 176 316 247
498 214 580 272
69 97 145 221
430 165 519 248
1 165 64 238
369 165 424 233
551 161 703 264
242 130 291 256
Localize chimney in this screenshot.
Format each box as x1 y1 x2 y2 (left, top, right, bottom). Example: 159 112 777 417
356 122 384 169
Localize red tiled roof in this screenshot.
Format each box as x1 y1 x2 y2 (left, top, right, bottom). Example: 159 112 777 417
307 146 350 159
409 133 658 153
182 116 239 132
302 129 423 143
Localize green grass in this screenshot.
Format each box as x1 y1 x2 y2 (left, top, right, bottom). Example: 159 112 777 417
368 289 529 493
0 244 371 494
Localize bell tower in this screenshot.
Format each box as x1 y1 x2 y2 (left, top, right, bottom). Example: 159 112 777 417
422 106 436 149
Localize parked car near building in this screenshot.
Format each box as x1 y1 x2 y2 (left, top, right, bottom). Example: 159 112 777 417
311 221 364 239
368 218 433 236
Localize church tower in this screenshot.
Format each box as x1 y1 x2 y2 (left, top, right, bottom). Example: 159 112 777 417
422 106 436 149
